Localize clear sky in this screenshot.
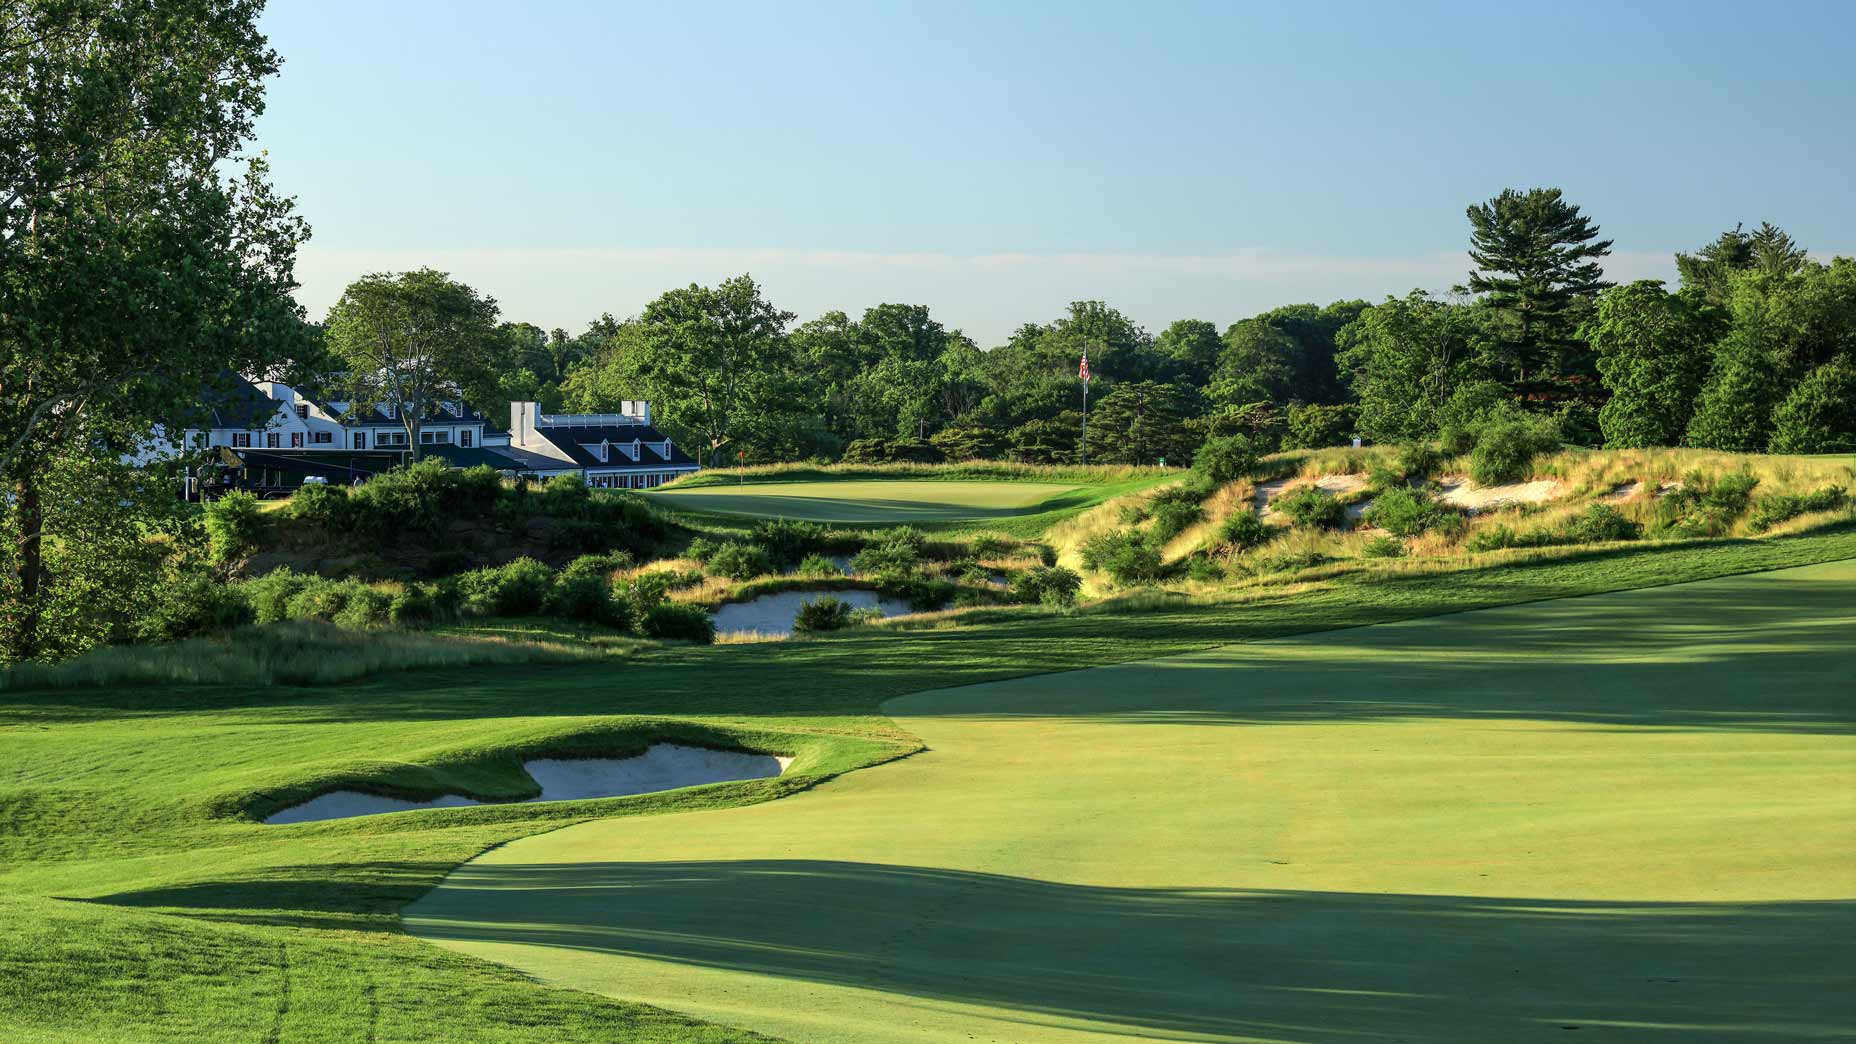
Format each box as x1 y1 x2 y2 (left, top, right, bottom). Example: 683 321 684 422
256 0 1856 344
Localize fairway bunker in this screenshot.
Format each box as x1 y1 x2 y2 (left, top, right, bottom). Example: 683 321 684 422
712 588 914 638
265 745 793 825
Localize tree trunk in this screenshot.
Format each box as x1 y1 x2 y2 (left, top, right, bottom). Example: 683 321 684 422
9 473 44 663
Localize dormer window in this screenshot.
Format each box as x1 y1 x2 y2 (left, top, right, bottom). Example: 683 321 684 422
295 404 309 420
633 437 642 460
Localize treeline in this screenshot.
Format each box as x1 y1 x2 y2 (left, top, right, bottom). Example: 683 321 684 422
440 193 1852 467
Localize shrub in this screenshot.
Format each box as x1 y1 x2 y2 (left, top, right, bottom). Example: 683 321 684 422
880 576 956 612
1768 363 1856 454
1149 499 1205 542
332 586 392 629
969 535 1011 559
705 542 775 581
1079 531 1165 584
388 585 443 628
1748 486 1849 533
1218 511 1273 551
851 538 921 577
1362 535 1406 559
1034 543 1058 566
752 519 827 567
1117 503 1152 525
1362 487 1457 538
287 482 350 527
642 602 715 644
684 538 720 564
793 553 844 578
1655 471 1760 537
203 491 265 564
1468 417 1559 485
545 573 627 627
1272 486 1346 530
138 571 253 641
1191 435 1258 485
242 568 312 624
1009 565 1082 607
1397 443 1446 479
1563 504 1642 543
560 552 633 581
1285 403 1355 449
793 595 854 633
458 557 555 617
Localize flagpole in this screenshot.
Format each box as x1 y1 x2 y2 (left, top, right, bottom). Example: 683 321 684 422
1079 346 1089 466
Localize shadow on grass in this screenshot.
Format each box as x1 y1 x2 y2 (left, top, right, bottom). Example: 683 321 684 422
404 858 1855 1042
87 860 458 931
9 531 1856 736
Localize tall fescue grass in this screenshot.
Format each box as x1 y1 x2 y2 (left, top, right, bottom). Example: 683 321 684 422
0 620 611 691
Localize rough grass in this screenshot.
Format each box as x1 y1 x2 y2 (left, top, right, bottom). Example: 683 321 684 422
0 619 624 691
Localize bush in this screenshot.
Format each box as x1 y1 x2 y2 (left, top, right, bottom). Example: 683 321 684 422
1285 404 1355 449
545 573 627 627
1191 435 1258 485
1748 486 1849 533
879 576 956 612
1768 363 1856 454
1149 499 1205 542
706 542 775 581
138 571 253 641
1079 531 1165 584
642 602 715 644
1009 565 1083 607
332 586 392 629
969 535 1011 559
242 568 312 624
1362 535 1406 558
752 519 827 568
560 552 633 581
1362 487 1458 538
1397 443 1446 480
287 482 350 527
1185 557 1226 582
1117 503 1152 525
1272 486 1346 530
684 537 720 564
1218 510 1273 551
203 491 265 564
850 537 921 577
388 585 443 628
458 557 555 617
1654 471 1760 537
793 595 854 633
1469 417 1559 485
1563 503 1642 543
793 553 844 578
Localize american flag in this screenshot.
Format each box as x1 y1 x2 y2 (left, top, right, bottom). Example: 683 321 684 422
1079 350 1091 383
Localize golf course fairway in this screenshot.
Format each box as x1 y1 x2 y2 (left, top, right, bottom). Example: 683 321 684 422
642 479 1083 523
407 560 1856 1043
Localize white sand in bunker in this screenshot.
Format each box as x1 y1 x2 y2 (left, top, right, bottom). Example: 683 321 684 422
1436 476 1564 512
264 745 794 825
1255 474 1370 518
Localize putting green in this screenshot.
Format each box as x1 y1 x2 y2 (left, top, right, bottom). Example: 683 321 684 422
408 561 1856 1043
642 479 1082 523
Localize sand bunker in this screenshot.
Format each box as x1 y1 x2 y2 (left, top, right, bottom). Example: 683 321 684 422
1255 474 1370 518
712 588 913 638
265 745 793 825
1437 477 1563 512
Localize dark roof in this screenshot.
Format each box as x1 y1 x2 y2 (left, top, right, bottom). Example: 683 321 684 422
203 378 283 430
421 444 531 470
529 424 699 469
223 449 407 480
337 400 494 427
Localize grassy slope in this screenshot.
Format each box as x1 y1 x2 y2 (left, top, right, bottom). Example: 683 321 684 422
3 525 1856 1041
411 560 1856 1043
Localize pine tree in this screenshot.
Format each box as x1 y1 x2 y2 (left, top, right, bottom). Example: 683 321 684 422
1465 188 1613 402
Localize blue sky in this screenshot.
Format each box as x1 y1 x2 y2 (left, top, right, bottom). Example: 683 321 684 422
257 1 1856 344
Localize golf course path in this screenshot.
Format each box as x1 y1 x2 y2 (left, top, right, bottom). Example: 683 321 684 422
406 561 1856 1043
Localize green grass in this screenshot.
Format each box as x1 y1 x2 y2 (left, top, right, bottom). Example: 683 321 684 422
645 469 1176 535
410 561 1856 1043
3 526 1855 1041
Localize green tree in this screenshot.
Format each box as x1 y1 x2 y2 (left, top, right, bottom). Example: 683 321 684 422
1155 319 1222 385
622 274 798 466
324 269 501 458
1685 326 1782 452
1337 292 1487 443
1587 281 1715 447
0 0 307 660
1768 363 1856 454
1087 381 1202 465
1465 188 1613 399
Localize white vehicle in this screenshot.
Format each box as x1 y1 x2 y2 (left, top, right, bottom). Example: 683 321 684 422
301 475 329 486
